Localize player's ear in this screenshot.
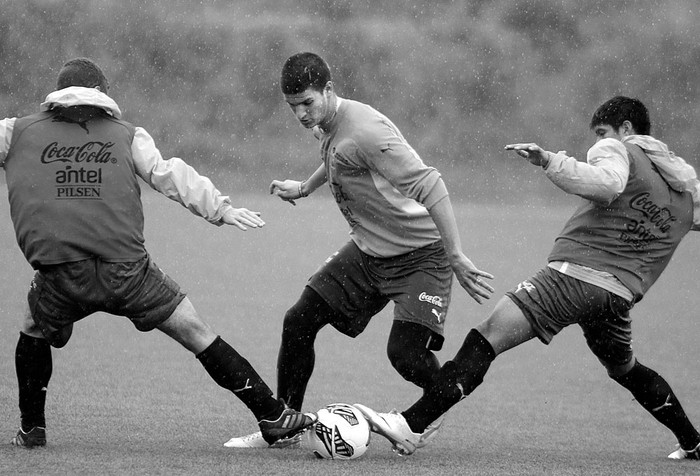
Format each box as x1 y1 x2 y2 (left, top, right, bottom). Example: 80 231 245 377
324 81 333 96
621 120 635 136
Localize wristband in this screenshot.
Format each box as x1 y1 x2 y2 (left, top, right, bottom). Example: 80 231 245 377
298 180 308 198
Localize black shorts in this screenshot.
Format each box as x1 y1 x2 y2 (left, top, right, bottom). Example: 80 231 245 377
28 255 186 348
308 240 452 350
505 266 634 367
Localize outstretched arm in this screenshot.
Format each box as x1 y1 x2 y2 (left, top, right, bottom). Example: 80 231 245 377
505 140 629 204
131 127 263 230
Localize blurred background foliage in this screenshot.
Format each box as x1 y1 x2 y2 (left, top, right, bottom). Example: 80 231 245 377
1 0 698 202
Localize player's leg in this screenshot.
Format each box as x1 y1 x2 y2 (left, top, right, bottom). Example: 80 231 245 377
158 299 315 444
276 286 340 411
12 308 51 448
403 296 536 432
383 243 453 390
386 321 440 390
588 331 700 455
357 267 579 453
277 241 385 410
609 358 700 456
116 256 314 444
226 243 377 448
116 256 276 419
12 264 86 448
221 286 331 449
581 294 700 458
158 297 285 423
356 296 536 455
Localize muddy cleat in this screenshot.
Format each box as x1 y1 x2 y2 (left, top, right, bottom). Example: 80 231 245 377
668 442 700 460
10 427 46 448
353 404 420 455
223 430 302 449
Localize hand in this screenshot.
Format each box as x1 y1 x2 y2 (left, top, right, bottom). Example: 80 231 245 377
505 143 550 167
450 254 495 304
220 207 265 231
269 179 305 206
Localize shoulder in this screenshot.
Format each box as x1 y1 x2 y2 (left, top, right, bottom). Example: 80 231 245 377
109 115 136 134
587 138 629 164
344 101 399 142
336 102 381 145
590 137 626 153
12 111 54 136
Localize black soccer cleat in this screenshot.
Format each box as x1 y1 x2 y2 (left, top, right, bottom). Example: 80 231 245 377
10 427 46 448
259 407 316 445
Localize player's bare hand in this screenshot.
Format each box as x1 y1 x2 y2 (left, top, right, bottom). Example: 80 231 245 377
269 179 304 206
221 207 265 231
505 143 550 167
451 255 495 304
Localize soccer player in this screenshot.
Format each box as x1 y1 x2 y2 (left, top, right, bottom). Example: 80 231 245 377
355 96 700 460
3 58 315 448
224 52 494 448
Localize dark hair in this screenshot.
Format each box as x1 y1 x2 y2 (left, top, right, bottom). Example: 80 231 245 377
56 58 109 92
589 96 650 135
280 52 331 95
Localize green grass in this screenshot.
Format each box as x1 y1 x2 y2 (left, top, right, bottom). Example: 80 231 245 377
1 187 699 475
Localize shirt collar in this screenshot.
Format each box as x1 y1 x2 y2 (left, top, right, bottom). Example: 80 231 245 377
40 86 122 119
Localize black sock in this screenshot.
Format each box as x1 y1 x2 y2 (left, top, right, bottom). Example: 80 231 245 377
276 287 330 411
197 336 282 422
613 360 700 450
403 329 495 433
276 328 316 412
16 332 52 431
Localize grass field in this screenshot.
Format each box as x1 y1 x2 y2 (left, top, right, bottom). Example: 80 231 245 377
1 186 699 475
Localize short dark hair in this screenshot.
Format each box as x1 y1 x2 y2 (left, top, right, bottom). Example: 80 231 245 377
590 96 650 135
280 52 331 95
56 58 109 92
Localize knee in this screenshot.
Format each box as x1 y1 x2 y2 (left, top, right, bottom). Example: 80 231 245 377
281 305 307 337
386 339 415 370
20 311 43 338
22 309 69 348
281 304 326 345
282 304 304 330
157 299 217 353
282 290 330 336
387 344 437 388
607 358 637 381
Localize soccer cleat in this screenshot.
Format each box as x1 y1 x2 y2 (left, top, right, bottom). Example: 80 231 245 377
668 442 700 460
223 430 302 449
10 427 46 448
416 416 444 449
353 404 420 455
224 408 316 448
259 407 316 445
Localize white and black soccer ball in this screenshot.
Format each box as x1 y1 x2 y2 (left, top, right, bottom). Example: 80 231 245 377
306 403 371 460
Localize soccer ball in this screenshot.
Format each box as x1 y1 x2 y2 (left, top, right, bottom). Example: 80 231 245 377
306 403 371 460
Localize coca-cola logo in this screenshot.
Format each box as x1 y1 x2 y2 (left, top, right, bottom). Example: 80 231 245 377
628 192 675 233
419 292 443 307
41 141 118 164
